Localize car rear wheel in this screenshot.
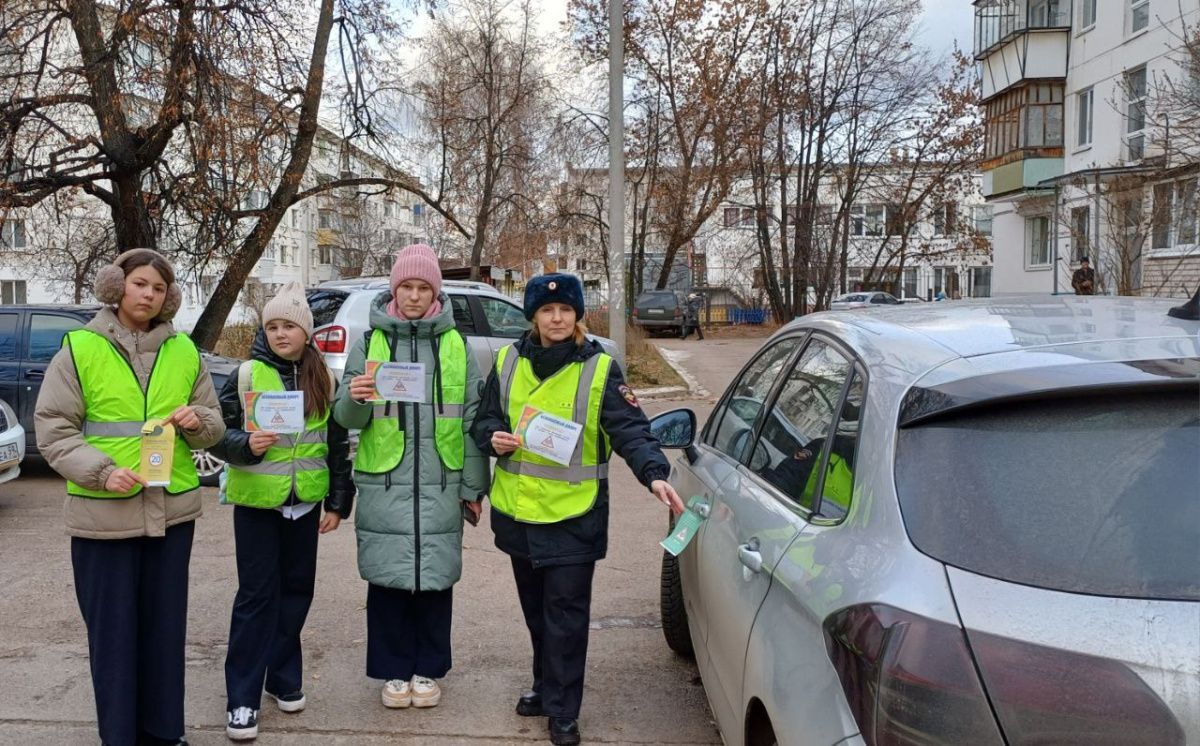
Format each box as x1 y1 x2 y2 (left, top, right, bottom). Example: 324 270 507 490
660 533 694 657
192 449 225 487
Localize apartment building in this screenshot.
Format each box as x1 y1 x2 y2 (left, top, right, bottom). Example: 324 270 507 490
975 0 1200 296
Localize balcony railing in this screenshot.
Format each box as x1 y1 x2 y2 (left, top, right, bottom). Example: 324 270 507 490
974 0 1070 58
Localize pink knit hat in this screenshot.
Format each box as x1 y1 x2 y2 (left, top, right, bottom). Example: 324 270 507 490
390 243 442 297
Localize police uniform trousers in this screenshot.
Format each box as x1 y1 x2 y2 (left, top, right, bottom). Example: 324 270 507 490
71 520 194 746
366 584 454 681
225 504 320 710
510 557 597 720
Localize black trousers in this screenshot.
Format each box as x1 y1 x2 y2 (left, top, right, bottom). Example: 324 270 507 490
225 505 320 710
71 520 195 746
366 584 454 680
510 558 596 720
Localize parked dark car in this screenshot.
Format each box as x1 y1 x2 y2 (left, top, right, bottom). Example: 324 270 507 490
632 290 688 336
0 305 240 485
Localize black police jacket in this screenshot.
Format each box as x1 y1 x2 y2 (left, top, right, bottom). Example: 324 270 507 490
470 333 670 567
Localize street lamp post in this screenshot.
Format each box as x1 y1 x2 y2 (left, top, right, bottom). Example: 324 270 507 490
607 0 626 356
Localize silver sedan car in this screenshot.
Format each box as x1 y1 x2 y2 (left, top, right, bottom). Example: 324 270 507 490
650 295 1200 746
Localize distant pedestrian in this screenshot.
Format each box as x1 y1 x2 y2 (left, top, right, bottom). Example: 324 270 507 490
681 292 705 340
213 281 354 741
1072 257 1096 295
34 248 225 746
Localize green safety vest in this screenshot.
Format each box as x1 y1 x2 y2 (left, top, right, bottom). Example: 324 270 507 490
804 451 853 511
355 328 467 474
490 344 613 524
64 329 201 498
226 361 331 508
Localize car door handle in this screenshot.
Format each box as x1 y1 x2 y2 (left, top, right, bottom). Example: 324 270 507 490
24 370 44 380
738 538 763 574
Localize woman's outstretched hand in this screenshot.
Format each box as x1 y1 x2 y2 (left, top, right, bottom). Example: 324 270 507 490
491 431 520 455
651 480 685 516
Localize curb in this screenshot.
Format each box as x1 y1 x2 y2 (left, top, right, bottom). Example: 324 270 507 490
646 344 711 400
636 385 691 400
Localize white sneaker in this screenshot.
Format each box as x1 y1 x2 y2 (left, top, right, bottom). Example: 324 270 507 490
226 706 258 741
382 679 412 709
411 676 441 708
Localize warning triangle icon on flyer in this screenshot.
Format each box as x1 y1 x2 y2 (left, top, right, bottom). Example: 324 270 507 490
541 435 556 448
271 412 286 425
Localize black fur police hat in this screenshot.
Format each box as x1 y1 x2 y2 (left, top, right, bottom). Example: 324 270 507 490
523 273 585 321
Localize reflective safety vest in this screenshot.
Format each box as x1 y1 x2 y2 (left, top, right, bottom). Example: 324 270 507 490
804 452 853 512
64 329 201 498
490 344 613 524
226 361 330 508
354 328 467 474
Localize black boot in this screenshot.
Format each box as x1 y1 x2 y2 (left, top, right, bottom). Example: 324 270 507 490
516 690 544 717
549 718 581 746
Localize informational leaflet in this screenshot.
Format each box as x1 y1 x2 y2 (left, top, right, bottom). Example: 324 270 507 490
139 418 176 487
366 361 426 403
515 405 583 466
660 498 707 557
243 391 305 434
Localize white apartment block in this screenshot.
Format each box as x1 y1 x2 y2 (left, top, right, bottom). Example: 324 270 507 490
975 0 1200 297
0 130 430 330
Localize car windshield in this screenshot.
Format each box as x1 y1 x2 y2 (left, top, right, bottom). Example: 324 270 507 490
837 294 867 303
895 390 1200 601
306 290 348 327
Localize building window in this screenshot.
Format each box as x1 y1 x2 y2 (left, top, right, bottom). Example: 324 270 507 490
318 244 332 265
851 204 885 236
244 189 269 211
970 267 993 297
575 258 587 271
1125 66 1147 160
1152 179 1198 250
973 205 994 236
278 241 289 265
291 209 300 228
384 202 394 218
1080 0 1097 27
933 202 957 236
902 267 918 299
984 83 1064 160
0 219 26 249
1028 0 1066 27
1130 0 1149 33
722 207 740 228
1077 88 1093 147
1070 206 1091 261
1026 216 1051 267
0 280 27 305
318 209 335 230
693 251 708 286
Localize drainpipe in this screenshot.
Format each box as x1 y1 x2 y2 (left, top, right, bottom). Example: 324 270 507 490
1052 183 1061 295
1094 172 1102 293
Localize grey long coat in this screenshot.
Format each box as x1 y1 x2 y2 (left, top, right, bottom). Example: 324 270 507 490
333 292 489 591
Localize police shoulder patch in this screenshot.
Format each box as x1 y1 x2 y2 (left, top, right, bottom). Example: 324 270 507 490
619 383 639 408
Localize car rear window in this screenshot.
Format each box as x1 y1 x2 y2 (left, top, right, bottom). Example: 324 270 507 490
306 290 348 327
895 390 1200 601
639 292 677 304
838 294 867 302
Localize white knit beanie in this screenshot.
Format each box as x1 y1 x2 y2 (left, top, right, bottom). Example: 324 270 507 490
261 281 313 338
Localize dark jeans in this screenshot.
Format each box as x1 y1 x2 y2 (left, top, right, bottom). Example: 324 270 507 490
71 521 195 746
510 557 596 720
366 584 454 680
225 505 320 710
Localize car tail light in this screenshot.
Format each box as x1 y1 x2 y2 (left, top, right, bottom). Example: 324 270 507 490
968 630 1184 745
631 308 639 318
313 325 346 354
823 604 1004 746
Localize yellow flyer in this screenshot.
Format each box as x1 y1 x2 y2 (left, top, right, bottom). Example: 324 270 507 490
140 418 176 487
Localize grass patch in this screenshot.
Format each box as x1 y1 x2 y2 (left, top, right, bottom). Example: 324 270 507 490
585 313 686 390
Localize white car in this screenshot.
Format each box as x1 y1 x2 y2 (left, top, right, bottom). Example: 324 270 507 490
830 291 902 309
0 398 25 485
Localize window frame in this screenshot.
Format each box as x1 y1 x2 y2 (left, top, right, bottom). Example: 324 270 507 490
26 312 84 362
1070 205 1091 261
1129 0 1150 34
1025 215 1052 268
1125 66 1148 160
1076 87 1094 148
1 219 27 249
0 279 27 305
1151 178 1199 255
1080 0 1097 29
733 333 867 524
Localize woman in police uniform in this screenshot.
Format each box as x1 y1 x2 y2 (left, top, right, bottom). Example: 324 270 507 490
471 273 685 746
34 248 224 746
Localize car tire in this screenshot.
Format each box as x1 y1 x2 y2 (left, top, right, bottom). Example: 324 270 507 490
193 449 225 487
660 535 694 657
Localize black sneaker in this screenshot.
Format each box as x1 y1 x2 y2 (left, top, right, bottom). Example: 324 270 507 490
515 691 543 717
549 717 581 746
267 690 307 713
226 707 258 741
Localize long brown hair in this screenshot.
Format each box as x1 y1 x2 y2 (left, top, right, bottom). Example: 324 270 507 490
298 345 332 419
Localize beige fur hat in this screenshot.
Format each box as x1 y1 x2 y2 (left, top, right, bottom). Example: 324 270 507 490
93 248 182 322
261 281 313 338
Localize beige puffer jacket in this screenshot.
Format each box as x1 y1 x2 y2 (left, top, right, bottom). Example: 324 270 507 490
34 307 224 539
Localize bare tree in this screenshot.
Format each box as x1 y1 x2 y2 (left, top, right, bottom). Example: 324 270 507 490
11 189 114 303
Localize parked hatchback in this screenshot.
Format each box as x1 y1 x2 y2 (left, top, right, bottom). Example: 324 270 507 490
309 278 622 380
649 295 1199 746
631 289 688 336
0 305 240 485
829 291 901 310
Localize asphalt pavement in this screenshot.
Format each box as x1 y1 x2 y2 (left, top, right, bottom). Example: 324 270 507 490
0 334 762 745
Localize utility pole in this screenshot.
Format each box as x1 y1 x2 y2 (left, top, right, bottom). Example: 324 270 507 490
607 0 626 357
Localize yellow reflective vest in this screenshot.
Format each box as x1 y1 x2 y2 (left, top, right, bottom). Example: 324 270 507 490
489 344 613 524
355 328 467 473
64 329 201 498
226 361 330 508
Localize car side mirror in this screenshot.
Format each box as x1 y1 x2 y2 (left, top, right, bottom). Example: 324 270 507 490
650 408 699 464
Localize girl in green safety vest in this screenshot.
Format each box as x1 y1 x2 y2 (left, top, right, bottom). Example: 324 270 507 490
209 281 354 741
34 248 225 746
470 273 685 746
333 244 490 713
